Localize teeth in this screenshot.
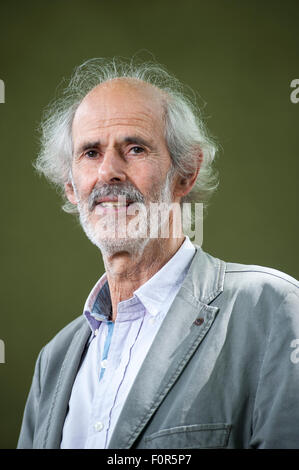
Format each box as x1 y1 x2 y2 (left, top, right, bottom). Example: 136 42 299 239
100 202 128 207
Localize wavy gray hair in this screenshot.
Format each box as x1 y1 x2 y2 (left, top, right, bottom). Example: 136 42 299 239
35 57 219 214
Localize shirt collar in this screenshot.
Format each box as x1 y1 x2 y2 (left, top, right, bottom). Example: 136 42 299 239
82 272 110 331
83 236 195 332
134 236 195 316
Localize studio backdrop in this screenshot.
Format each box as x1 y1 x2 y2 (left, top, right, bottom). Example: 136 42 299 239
0 0 298 448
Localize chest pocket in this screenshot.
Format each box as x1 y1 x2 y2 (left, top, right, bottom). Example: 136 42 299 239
143 423 231 449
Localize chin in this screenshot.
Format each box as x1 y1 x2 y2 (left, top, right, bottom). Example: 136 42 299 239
96 237 150 258
80 219 149 257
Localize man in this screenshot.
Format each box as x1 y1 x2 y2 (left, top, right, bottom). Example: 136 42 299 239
18 58 299 449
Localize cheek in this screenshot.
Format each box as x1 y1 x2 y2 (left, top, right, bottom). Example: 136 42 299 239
130 160 169 192
72 166 97 199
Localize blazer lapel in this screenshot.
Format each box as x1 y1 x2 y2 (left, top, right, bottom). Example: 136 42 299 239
108 247 226 449
42 321 91 449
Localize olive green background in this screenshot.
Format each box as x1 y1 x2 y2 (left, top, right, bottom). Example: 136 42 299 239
0 0 298 448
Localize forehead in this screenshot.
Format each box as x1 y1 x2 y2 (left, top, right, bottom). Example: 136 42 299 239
72 79 166 143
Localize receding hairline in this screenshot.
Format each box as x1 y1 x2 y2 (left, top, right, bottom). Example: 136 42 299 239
73 76 170 121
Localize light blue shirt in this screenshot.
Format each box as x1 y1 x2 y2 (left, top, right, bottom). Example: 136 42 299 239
60 237 195 448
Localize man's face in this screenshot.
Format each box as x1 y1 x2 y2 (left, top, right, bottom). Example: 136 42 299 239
66 79 180 255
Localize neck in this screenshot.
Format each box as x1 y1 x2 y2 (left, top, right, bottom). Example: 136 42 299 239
102 236 185 321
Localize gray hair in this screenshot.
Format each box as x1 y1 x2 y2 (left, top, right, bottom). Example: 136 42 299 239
34 57 219 214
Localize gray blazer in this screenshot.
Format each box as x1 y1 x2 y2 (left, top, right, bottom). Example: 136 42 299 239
17 246 299 449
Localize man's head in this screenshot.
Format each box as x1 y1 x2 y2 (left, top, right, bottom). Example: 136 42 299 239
65 78 186 255
35 58 219 254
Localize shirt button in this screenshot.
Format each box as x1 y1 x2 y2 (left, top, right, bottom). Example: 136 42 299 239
149 317 156 325
94 421 104 432
101 359 108 368
94 329 99 337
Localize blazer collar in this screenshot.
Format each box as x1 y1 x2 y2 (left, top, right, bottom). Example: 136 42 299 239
183 244 225 305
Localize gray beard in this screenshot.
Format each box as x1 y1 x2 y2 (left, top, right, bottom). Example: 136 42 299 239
75 171 175 258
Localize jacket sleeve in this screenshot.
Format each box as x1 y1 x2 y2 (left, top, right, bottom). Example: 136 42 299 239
249 290 299 448
17 347 45 449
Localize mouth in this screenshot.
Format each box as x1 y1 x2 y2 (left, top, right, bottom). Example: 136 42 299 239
94 197 134 213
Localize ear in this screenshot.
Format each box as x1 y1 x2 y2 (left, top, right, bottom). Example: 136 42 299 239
64 181 78 206
173 150 203 199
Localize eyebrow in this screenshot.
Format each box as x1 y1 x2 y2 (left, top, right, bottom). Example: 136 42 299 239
123 136 153 149
75 136 155 157
75 140 101 157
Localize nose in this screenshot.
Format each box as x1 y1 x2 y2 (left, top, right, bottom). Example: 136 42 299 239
97 148 126 184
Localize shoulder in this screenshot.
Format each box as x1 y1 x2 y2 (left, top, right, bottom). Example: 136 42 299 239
40 315 88 369
220 260 299 327
191 245 298 309
47 314 87 343
224 261 299 299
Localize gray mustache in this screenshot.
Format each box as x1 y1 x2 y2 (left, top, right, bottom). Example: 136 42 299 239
88 183 145 212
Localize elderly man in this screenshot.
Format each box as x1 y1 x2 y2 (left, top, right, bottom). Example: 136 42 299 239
18 58 299 449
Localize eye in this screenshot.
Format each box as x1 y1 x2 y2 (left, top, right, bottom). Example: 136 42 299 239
85 150 99 159
129 146 145 155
